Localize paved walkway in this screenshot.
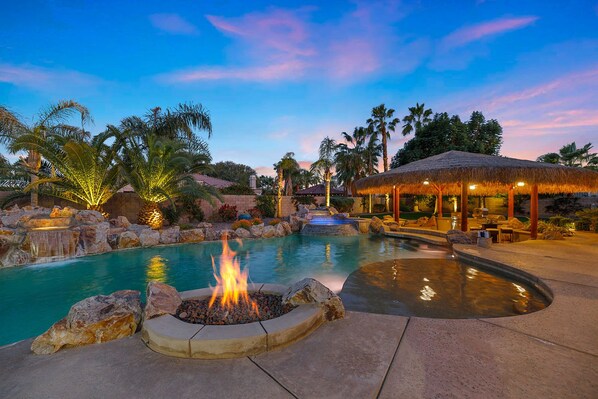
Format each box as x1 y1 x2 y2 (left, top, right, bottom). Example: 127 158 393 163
1 234 597 398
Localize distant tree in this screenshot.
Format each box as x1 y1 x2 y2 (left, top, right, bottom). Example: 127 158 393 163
537 142 597 170
401 102 432 137
274 152 300 196
295 168 319 190
206 161 256 186
391 111 503 167
367 104 399 172
310 136 337 206
257 175 276 195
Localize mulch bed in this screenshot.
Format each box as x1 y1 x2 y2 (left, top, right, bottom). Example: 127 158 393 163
176 292 296 325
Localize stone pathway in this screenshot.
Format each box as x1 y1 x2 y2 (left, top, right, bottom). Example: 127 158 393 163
1 234 597 398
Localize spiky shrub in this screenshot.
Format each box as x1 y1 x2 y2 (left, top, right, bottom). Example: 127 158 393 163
120 135 219 229
231 219 252 230
269 218 282 226
330 197 355 213
9 134 121 212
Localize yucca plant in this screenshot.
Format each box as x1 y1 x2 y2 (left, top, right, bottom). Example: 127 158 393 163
120 135 220 229
9 133 122 212
0 101 92 206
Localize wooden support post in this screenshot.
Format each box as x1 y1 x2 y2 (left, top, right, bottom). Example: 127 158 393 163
530 184 538 239
437 188 443 218
460 183 468 232
508 186 514 219
393 186 400 222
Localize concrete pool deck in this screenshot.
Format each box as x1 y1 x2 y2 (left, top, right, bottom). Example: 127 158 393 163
1 233 597 398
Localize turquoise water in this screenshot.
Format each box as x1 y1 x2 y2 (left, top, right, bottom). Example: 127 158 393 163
0 235 449 346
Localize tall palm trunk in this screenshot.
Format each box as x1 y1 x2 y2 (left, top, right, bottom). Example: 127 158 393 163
28 149 42 207
324 169 331 207
276 169 283 218
138 201 163 229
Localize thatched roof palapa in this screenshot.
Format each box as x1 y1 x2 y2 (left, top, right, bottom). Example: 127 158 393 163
355 151 598 196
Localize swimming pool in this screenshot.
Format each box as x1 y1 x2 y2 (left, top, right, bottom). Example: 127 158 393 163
0 235 449 345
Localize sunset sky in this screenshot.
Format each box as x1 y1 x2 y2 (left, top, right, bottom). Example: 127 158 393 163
1 0 597 176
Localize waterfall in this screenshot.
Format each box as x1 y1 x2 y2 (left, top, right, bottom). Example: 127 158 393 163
27 229 80 262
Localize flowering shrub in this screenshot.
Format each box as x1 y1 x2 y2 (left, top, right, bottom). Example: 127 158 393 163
268 218 282 226
251 218 263 225
218 204 238 222
232 219 252 230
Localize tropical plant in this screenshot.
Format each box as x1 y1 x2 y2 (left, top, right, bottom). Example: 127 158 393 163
575 208 598 232
537 142 597 170
257 175 276 195
295 168 319 190
310 136 337 206
292 195 316 210
401 102 432 136
119 135 219 229
220 184 256 195
114 103 211 153
0 101 92 206
335 128 368 195
8 134 122 212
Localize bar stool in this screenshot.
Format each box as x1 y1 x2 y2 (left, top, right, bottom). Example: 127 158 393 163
500 227 514 243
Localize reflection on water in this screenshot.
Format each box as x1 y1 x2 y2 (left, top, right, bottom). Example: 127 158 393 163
339 259 549 318
146 255 168 283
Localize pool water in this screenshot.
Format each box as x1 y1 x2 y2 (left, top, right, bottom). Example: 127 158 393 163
339 259 549 318
0 235 448 346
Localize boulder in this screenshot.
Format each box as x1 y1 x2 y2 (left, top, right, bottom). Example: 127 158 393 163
78 222 111 255
110 216 131 229
128 224 151 236
542 230 564 240
1 209 48 228
328 207 338 215
144 282 182 320
197 222 213 229
235 228 252 239
0 233 29 267
218 229 236 240
75 210 105 225
117 231 140 249
507 217 525 229
204 228 219 241
446 229 475 245
31 290 142 355
283 278 345 321
179 228 205 243
369 216 384 234
139 229 160 247
423 216 437 228
275 223 286 237
297 204 309 218
281 221 292 235
262 225 276 238
159 226 180 244
289 216 304 232
250 224 264 238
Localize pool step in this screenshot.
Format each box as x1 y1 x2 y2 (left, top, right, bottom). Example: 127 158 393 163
397 227 448 238
385 231 449 247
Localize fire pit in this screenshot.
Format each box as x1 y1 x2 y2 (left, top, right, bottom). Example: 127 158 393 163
141 238 334 359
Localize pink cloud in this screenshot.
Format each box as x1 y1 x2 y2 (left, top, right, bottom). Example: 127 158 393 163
0 63 100 91
158 60 307 82
442 66 598 160
441 16 539 49
159 3 418 84
149 13 198 35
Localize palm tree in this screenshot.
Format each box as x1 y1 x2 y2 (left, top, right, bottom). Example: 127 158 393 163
9 134 122 212
402 102 432 136
310 137 337 207
537 142 597 170
367 104 399 211
119 135 219 229
367 104 399 173
114 103 211 155
0 101 92 206
335 129 369 197
274 152 300 196
296 169 320 190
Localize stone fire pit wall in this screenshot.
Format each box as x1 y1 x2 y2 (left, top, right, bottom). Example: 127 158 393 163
141 280 343 359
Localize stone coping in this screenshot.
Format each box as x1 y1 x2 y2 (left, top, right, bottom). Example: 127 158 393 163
141 283 325 359
384 231 449 246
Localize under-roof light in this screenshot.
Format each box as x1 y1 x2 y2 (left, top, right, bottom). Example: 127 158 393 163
423 180 430 185
517 181 525 187
469 184 477 190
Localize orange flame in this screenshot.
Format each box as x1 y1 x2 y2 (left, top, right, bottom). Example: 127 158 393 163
208 235 259 315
